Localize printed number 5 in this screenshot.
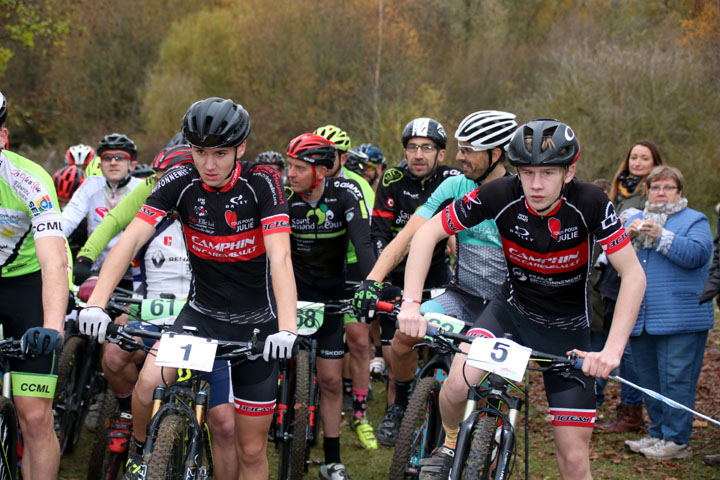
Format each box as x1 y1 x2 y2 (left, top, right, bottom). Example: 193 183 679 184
490 342 508 363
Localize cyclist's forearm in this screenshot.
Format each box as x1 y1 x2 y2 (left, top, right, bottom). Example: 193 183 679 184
266 233 298 333
403 215 447 301
367 214 426 282
36 236 69 332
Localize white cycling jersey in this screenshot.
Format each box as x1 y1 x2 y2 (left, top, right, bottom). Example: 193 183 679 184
62 174 142 270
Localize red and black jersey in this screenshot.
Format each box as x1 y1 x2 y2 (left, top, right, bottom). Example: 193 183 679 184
442 176 629 327
136 161 290 323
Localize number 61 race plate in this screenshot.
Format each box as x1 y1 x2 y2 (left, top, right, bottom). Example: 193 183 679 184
155 333 218 372
466 337 532 382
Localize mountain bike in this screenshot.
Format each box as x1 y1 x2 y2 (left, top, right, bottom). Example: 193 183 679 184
0 338 26 480
104 322 264 479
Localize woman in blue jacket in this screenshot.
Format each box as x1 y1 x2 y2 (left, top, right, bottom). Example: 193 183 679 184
623 165 713 460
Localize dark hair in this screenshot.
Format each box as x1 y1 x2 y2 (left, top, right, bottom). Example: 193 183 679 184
609 140 664 201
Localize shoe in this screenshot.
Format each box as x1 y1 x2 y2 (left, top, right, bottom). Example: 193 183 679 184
640 439 692 460
122 444 147 480
625 435 661 453
595 403 646 433
108 411 133 454
370 357 387 378
351 418 378 450
84 391 105 433
419 446 455 480
376 404 404 447
704 454 720 467
319 462 350 479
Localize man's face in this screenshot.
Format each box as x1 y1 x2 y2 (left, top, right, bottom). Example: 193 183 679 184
0 127 7 149
517 165 575 212
404 137 445 177
287 156 325 193
191 143 244 188
100 149 136 183
456 143 493 181
363 161 383 184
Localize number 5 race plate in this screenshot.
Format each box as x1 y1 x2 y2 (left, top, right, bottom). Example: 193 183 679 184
155 333 218 372
466 337 532 382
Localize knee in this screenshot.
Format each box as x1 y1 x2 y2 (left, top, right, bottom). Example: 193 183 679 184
102 344 131 374
391 332 416 357
441 373 469 405
318 372 342 395
556 446 589 477
208 406 236 445
346 325 370 351
235 435 267 463
16 402 52 434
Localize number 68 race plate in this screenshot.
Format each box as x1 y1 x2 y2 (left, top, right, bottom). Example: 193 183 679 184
466 337 532 382
155 333 218 372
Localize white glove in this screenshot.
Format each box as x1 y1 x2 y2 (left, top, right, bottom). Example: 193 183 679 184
263 330 297 362
78 306 112 344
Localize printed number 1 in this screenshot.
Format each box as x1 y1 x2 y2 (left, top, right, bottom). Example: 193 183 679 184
491 342 508 363
181 344 192 361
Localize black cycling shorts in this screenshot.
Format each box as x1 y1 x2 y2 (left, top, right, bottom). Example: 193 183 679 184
469 293 596 428
170 305 279 417
0 271 59 377
295 269 346 360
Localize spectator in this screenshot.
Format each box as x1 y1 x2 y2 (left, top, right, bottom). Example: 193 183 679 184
596 140 664 433
624 165 713 460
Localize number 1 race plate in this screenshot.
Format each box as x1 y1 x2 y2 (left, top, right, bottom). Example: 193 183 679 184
466 337 532 382
155 333 218 372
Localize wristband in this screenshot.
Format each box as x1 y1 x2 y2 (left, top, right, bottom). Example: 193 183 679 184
402 298 421 305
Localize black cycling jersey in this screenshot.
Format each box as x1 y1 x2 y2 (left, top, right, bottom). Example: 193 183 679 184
372 164 460 276
137 161 290 323
286 177 375 279
442 176 629 327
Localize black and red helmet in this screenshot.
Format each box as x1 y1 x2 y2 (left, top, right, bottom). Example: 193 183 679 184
286 133 336 168
507 119 580 167
53 165 85 200
151 145 193 171
0 91 6 127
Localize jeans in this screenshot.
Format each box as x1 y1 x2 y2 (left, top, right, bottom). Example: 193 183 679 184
619 343 643 406
630 330 708 445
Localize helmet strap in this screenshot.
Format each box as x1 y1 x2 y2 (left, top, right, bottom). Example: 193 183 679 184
300 165 324 200
475 148 500 184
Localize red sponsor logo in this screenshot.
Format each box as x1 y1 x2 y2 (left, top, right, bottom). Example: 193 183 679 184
163 236 172 246
548 217 560 239
503 238 588 274
137 205 166 227
95 206 109 219
225 210 238 229
550 408 595 428
262 214 290 233
185 228 265 262
466 328 495 339
462 188 480 206
385 197 394 208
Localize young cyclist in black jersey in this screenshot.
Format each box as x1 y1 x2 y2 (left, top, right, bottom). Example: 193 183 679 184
354 117 460 446
0 91 68 479
78 97 297 480
285 133 377 479
398 119 647 480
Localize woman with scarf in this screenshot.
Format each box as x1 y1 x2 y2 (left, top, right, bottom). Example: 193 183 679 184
623 165 713 460
596 141 665 433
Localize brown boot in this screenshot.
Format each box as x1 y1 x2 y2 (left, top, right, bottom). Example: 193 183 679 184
595 403 646 433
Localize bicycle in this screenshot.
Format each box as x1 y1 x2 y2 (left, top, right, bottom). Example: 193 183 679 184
0 337 26 480
104 321 264 479
419 325 583 480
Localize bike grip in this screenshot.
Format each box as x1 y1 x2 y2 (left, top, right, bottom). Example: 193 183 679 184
376 300 394 313
426 325 439 337
105 323 120 337
574 358 584 370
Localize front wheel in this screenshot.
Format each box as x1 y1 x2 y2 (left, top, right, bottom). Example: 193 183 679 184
0 396 18 480
146 414 188 479
389 377 442 479
54 335 85 455
289 350 310 479
462 414 501 480
86 389 124 480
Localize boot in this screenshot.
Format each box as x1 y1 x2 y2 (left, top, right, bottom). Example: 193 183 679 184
595 403 646 433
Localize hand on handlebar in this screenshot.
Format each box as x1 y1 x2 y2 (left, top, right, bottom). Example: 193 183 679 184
22 327 63 357
263 330 297 362
79 306 112 344
397 302 428 339
570 348 621 379
352 280 383 323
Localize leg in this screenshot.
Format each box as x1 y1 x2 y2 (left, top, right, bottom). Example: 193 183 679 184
234 413 273 480
316 357 343 438
207 404 238 480
102 342 145 402
14 396 59 480
553 426 592 480
630 334 663 439
345 321 371 401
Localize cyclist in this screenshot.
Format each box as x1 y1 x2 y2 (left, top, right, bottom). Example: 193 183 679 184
0 90 67 479
79 97 297 480
255 150 285 175
53 165 87 258
285 133 377 475
344 146 369 177
355 111 517 445
131 163 154 179
64 143 96 169
355 117 460 446
63 133 143 286
397 119 646 479
358 143 385 191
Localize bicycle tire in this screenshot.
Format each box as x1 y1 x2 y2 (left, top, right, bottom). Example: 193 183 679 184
389 377 442 480
146 413 187 479
462 414 499 480
289 350 310 479
0 396 18 480
86 388 125 480
54 335 84 455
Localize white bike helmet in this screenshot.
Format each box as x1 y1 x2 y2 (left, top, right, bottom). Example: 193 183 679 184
455 111 517 150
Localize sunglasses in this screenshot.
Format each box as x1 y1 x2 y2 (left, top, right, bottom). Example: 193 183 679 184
101 153 132 163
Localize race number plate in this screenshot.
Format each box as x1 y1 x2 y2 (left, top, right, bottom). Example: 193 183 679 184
155 333 218 372
466 337 532 382
296 301 325 336
424 312 465 340
140 298 186 325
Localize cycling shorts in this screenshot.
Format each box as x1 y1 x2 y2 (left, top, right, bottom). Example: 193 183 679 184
295 269 346 360
420 286 491 324
0 271 60 393
127 321 232 410
469 293 596 428
170 305 279 417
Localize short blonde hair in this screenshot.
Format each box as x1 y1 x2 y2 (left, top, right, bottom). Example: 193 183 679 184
646 165 684 193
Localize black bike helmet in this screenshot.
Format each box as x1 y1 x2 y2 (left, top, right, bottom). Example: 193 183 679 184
401 118 447 150
286 133 335 168
131 163 154 178
359 143 385 167
345 147 369 175
164 132 187 149
182 97 251 148
255 151 285 169
97 133 138 160
507 119 580 167
0 91 6 127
